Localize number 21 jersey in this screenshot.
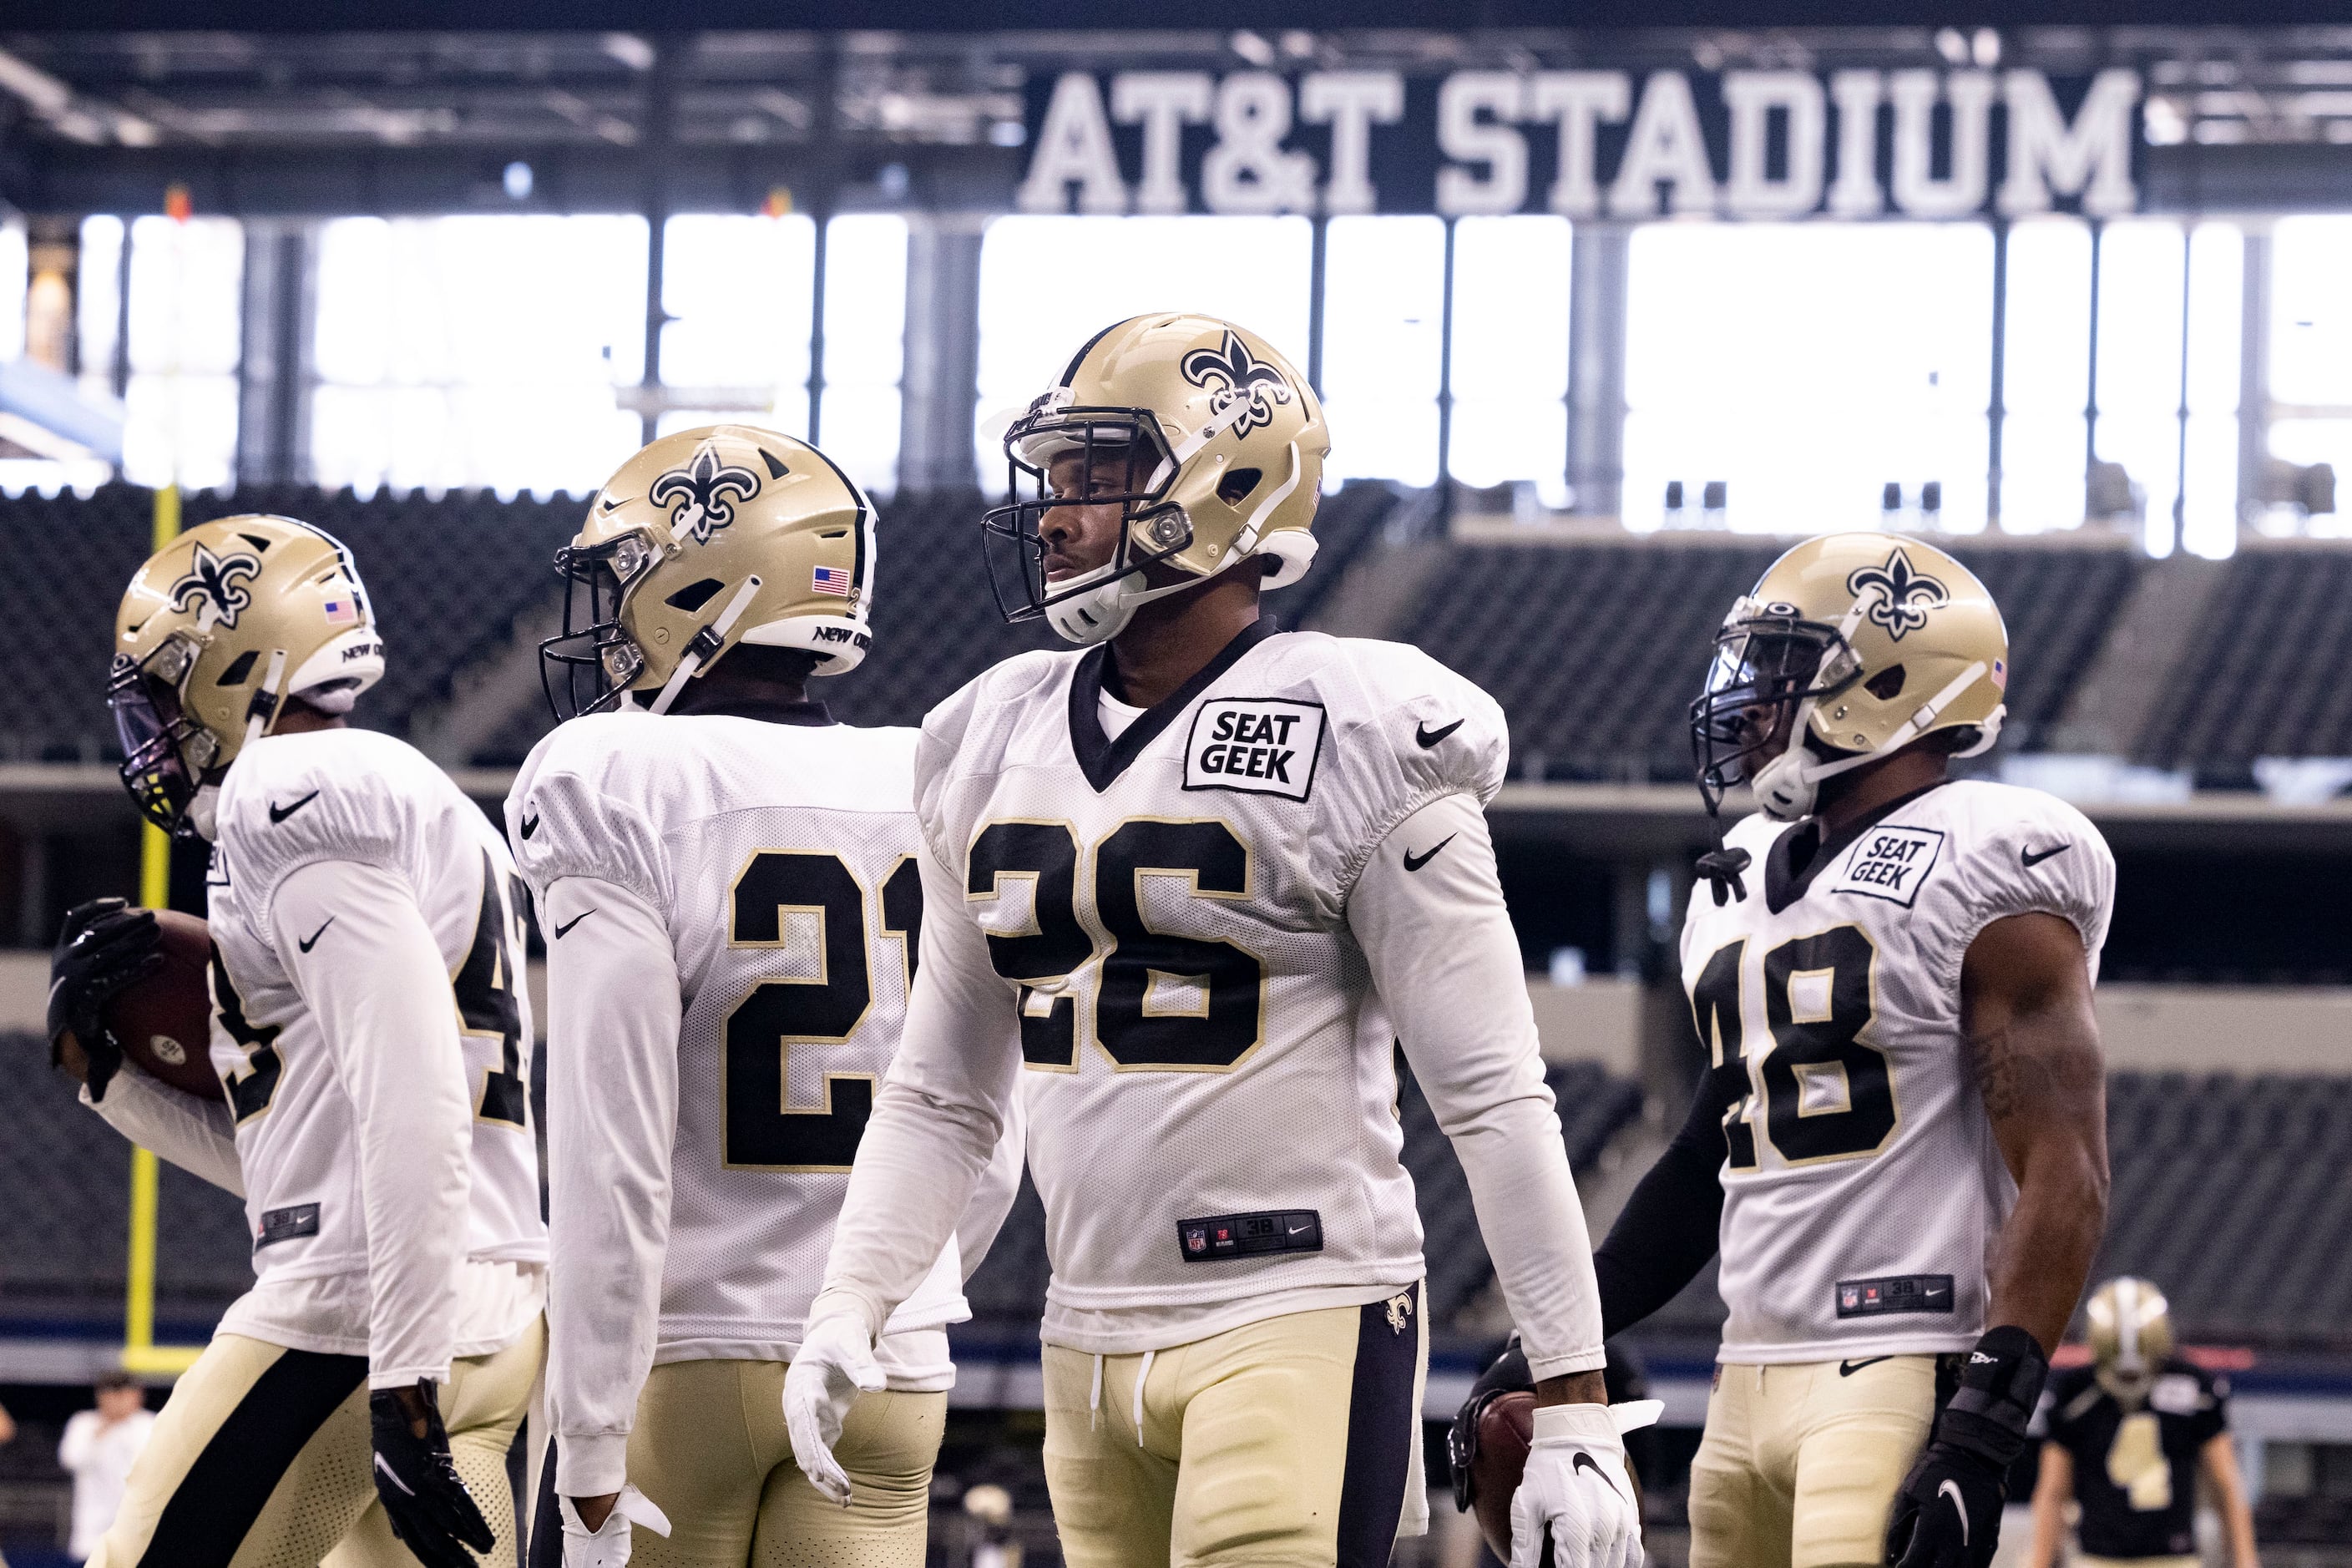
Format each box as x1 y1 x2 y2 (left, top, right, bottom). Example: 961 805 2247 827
1680 778 2112 1363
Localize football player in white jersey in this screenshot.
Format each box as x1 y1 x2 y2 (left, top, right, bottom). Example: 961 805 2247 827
783 315 1652 1568
508 426 1022 1568
48 515 547 1568
1588 535 2112 1568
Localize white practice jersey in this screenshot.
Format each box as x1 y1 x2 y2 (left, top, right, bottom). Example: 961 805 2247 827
908 621 1515 1348
508 709 970 1363
1681 779 2113 1363
206 730 547 1286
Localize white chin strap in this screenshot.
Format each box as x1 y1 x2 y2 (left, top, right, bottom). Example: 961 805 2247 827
1044 442 1310 647
649 575 762 714
1753 660 2001 822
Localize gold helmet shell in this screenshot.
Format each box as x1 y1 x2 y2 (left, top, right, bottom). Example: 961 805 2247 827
1692 534 2009 822
2086 1277 2175 1402
984 313 1329 644
110 515 384 835
540 424 878 718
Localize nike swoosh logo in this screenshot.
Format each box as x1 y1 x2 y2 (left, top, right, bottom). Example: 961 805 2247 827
519 812 540 840
1402 835 1454 873
269 791 320 824
1571 1449 1626 1500
1287 1222 1312 1235
1939 1478 1969 1545
1414 718 1464 748
298 918 333 953
2021 842 2071 868
1839 1356 1894 1377
553 910 596 939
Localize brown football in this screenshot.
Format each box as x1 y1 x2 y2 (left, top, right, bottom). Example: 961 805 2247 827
101 909 221 1102
1469 1393 1644 1562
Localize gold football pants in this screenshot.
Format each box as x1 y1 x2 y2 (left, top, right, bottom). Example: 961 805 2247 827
618 1358 946 1568
1040 1284 1428 1568
91 1317 543 1568
1687 1355 1940 1568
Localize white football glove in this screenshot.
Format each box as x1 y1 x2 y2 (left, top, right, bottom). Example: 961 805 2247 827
783 1307 887 1507
1509 1399 1662 1568
556 1485 670 1568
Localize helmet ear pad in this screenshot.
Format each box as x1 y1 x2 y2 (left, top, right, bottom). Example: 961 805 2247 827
1256 530 1318 592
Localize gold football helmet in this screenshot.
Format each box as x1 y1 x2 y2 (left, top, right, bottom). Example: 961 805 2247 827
111 515 385 837
2087 1276 2175 1404
984 313 1329 644
1692 534 2009 825
540 424 878 719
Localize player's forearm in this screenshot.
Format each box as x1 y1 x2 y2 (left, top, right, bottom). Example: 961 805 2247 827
2024 1446 2070 1568
2203 1436 2261 1568
81 1066 244 1196
815 1076 1005 1338
542 881 680 1495
1978 1016 2107 1352
279 860 473 1388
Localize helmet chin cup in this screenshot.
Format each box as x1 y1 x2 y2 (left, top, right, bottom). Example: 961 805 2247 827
1753 752 1818 822
1044 564 1141 645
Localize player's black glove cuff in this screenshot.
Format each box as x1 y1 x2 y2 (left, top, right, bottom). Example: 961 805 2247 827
1935 1324 2048 1469
1883 1327 2049 1568
369 1381 496 1568
48 898 163 1104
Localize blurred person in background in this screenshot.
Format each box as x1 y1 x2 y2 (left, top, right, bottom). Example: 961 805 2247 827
59 1373 154 1565
2026 1278 2258 1568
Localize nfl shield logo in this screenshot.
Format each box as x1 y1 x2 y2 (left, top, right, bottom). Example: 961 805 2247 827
1840 1285 1862 1311
1185 1227 1207 1255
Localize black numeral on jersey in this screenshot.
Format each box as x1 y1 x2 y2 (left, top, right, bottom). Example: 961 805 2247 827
968 822 1089 1070
455 854 530 1127
1691 923 1894 1167
968 817 1264 1073
1688 938 1759 1171
879 855 923 992
1760 926 1894 1162
210 943 282 1124
722 850 878 1171
1095 821 1262 1070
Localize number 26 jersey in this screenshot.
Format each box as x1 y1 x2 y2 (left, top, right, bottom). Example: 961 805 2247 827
1680 778 2113 1363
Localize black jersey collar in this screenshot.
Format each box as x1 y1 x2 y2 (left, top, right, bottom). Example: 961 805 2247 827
1763 778 1951 915
665 695 834 726
1067 616 1281 792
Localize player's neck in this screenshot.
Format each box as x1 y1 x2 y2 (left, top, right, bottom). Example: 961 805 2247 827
667 669 809 718
273 701 347 736
1105 572 1265 711
1813 746 1949 840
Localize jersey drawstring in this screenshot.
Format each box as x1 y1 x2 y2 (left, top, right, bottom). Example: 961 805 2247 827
1089 1353 1104 1431
1133 1348 1156 1448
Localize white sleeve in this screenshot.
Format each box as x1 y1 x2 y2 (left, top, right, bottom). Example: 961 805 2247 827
82 1067 245 1196
58 1411 95 1471
813 842 1021 1338
539 877 680 1498
273 857 473 1390
955 1085 1028 1283
1347 791 1606 1383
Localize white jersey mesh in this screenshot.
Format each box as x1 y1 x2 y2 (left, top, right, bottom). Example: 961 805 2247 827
509 711 967 1354
206 729 547 1286
913 626 1509 1341
1680 779 2115 1362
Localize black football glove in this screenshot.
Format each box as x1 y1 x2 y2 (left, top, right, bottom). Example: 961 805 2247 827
370 1382 496 1568
1885 1325 2049 1568
48 898 164 1103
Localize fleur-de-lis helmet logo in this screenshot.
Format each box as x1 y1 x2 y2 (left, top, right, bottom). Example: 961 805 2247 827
1180 329 1293 442
167 543 264 632
1845 547 1950 641
649 444 761 545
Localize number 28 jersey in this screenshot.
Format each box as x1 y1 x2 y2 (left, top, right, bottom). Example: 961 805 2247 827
1680 779 2113 1363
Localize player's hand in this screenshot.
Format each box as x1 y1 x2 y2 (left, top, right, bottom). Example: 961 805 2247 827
48 898 162 1100
557 1485 670 1568
782 1306 886 1506
1885 1325 2048 1568
368 1381 496 1568
1510 1399 1661 1568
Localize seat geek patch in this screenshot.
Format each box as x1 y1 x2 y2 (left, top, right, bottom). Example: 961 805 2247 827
1184 698 1325 802
1830 823 1945 907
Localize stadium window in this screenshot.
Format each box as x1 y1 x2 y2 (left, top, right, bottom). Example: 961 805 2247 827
659 212 816 444
974 215 1313 490
310 215 645 495
2092 220 2188 555
818 215 909 497
74 217 124 404
0 216 23 364
1446 216 1572 507
2180 223 2243 559
1997 217 2092 534
1623 221 1992 534
2267 216 2352 539
1321 215 1445 489
122 215 244 492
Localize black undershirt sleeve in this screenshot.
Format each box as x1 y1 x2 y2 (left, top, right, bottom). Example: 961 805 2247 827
1592 1062 1737 1339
